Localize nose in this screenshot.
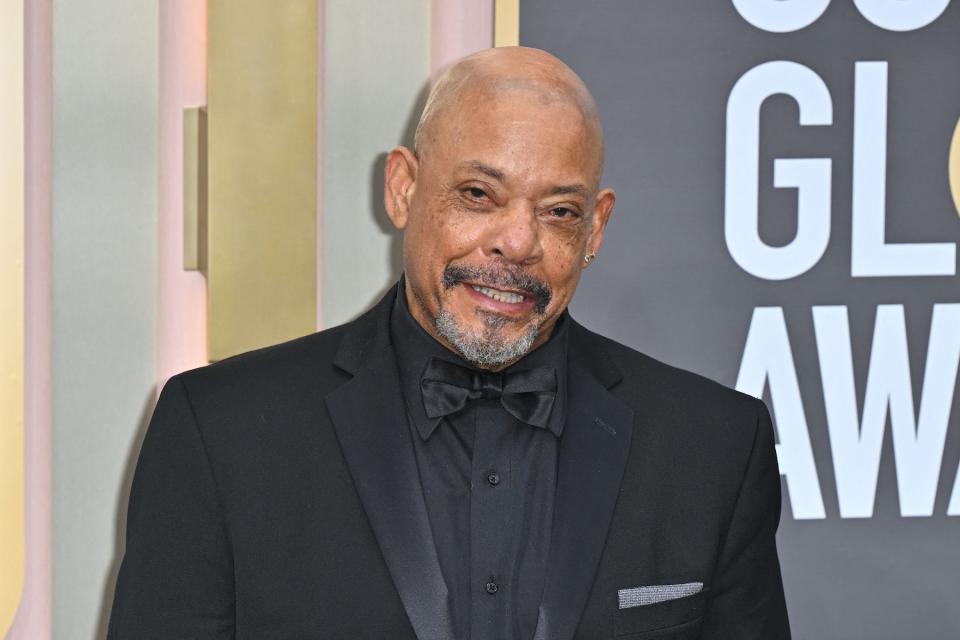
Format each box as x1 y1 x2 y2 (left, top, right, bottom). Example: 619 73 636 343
484 200 543 264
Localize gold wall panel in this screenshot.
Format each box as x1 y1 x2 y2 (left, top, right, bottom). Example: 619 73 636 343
950 116 960 219
183 106 207 272
495 0 520 47
0 0 25 632
207 0 317 361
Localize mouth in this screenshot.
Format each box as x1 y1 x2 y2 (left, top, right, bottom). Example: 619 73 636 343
469 283 526 304
461 282 536 314
442 263 552 315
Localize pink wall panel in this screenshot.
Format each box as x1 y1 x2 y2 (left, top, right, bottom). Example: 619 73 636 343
158 0 208 384
7 0 53 637
431 0 495 78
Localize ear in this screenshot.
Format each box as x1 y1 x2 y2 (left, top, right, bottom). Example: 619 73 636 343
383 146 419 230
584 187 616 266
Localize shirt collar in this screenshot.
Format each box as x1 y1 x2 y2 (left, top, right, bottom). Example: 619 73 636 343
389 277 569 441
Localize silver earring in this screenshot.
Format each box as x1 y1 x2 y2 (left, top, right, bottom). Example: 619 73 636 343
583 253 596 264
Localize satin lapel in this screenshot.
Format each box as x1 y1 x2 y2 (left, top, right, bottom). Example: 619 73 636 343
324 292 454 640
533 342 635 640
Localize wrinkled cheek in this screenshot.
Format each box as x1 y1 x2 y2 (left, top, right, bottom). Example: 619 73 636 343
548 274 582 315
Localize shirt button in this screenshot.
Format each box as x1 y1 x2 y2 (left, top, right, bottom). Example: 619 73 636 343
487 471 500 486
485 579 499 595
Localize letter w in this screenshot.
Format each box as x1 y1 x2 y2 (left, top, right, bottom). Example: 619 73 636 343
813 304 960 518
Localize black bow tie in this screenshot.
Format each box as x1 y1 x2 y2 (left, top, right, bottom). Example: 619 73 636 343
420 357 558 429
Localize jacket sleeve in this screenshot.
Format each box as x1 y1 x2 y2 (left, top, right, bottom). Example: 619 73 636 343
701 399 791 639
107 375 235 639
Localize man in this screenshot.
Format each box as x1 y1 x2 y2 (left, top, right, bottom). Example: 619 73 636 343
108 47 790 639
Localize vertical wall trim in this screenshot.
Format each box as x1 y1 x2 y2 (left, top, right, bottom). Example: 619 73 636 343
158 0 208 382
0 0 26 632
430 0 494 78
494 0 519 47
317 0 325 329
7 0 54 635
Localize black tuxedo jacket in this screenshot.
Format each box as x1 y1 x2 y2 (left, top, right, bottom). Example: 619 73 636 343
108 286 790 639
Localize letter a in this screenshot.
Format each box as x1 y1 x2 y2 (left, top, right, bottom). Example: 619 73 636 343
736 307 826 519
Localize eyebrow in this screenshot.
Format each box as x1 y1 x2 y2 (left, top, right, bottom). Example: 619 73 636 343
548 184 588 198
461 161 506 183
460 161 589 198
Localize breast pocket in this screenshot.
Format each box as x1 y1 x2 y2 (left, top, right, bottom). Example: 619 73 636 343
613 589 708 639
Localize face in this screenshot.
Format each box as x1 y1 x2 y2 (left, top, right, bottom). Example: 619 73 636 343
384 88 615 369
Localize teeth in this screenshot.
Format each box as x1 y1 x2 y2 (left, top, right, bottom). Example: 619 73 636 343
471 284 525 304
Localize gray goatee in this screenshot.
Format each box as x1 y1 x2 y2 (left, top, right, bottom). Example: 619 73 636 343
436 308 540 368
433 263 552 368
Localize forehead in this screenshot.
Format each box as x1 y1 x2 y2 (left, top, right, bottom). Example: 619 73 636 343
427 88 601 189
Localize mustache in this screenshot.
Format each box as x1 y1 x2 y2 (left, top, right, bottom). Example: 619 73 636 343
442 263 552 314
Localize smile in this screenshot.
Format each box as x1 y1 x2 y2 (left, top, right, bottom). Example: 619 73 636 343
471 284 525 304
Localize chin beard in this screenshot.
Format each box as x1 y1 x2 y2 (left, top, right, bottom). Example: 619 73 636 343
425 262 552 368
435 308 540 368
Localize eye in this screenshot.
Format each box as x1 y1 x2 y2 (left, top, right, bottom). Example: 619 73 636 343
548 206 577 219
463 186 488 200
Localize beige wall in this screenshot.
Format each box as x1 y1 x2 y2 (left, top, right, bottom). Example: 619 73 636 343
321 0 431 327
51 1 158 637
45 1 441 636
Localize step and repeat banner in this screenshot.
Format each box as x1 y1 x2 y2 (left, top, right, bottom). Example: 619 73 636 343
522 1 960 637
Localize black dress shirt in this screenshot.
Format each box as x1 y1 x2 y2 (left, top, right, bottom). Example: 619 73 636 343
390 285 569 640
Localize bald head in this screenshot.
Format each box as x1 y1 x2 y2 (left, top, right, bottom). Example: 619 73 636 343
382 47 617 369
413 47 605 178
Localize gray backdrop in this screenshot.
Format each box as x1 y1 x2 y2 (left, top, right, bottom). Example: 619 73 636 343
521 2 960 638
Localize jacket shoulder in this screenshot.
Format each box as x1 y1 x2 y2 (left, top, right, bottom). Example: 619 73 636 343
173 322 354 413
573 322 771 496
178 286 395 395
573 320 763 424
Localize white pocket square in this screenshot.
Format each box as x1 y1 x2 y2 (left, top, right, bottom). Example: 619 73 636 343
618 582 704 609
